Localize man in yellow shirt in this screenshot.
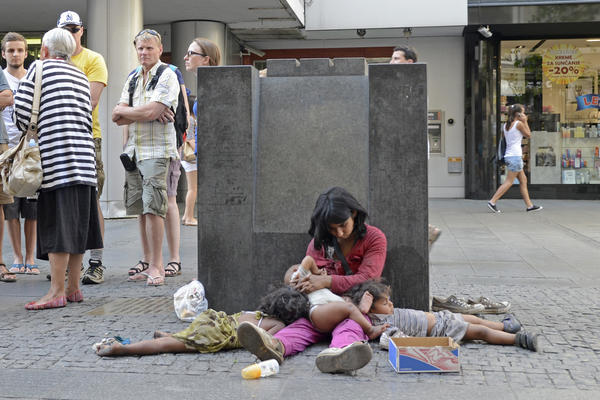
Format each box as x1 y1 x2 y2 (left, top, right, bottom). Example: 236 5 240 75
58 11 109 284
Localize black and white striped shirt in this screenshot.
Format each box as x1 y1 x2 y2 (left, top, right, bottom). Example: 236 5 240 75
13 59 95 191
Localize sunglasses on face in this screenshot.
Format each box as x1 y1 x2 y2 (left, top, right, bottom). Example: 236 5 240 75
186 50 207 58
63 26 81 34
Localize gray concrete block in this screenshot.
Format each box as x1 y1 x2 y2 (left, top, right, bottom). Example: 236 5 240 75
256 75 369 233
266 58 367 77
266 59 300 77
332 58 368 76
197 60 429 313
368 63 429 310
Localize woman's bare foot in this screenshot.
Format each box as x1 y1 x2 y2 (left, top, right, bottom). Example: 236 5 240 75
367 323 389 340
96 341 123 357
358 291 373 314
153 331 172 339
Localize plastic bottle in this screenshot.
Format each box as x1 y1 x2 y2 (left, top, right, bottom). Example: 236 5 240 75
241 359 279 379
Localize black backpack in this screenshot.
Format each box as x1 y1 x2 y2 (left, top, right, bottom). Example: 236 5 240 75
127 64 188 148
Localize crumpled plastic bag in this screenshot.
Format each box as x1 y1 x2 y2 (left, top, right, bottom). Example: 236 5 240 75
379 326 409 349
173 280 208 321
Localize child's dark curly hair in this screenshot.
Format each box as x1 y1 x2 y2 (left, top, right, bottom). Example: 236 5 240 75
344 279 391 309
257 286 310 325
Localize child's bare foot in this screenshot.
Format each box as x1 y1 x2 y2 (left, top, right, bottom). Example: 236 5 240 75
153 330 171 339
359 291 374 314
367 323 389 340
96 341 123 357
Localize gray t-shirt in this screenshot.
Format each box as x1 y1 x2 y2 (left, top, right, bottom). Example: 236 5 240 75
0 69 10 144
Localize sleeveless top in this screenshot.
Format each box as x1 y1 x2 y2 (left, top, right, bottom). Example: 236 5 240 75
504 120 523 157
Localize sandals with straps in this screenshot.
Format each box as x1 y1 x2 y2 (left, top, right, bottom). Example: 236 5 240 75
0 263 17 282
164 261 182 277
128 260 149 276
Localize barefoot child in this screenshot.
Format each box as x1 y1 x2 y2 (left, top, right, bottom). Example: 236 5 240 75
95 286 310 357
346 280 539 352
284 256 387 340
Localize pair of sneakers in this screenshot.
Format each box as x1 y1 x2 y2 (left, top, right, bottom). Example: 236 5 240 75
432 295 511 314
46 260 105 284
487 201 543 213
236 321 372 374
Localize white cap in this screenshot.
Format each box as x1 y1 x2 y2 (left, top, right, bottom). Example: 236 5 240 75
57 11 83 28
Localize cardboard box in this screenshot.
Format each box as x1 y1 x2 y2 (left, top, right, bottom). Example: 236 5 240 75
388 337 460 373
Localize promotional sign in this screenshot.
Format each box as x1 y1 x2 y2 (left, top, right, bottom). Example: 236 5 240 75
542 44 585 85
576 94 600 110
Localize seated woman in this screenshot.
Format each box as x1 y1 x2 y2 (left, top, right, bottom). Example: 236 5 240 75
237 186 388 373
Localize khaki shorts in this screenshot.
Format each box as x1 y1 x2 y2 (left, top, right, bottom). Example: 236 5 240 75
124 158 169 218
94 138 105 197
0 143 14 205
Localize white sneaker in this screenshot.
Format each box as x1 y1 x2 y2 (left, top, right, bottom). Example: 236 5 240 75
315 341 372 373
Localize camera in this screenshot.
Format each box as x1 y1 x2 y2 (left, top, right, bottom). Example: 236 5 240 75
120 153 137 172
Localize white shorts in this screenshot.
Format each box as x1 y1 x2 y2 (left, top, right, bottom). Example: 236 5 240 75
181 159 197 172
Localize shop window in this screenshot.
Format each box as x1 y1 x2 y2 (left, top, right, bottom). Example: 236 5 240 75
500 38 600 185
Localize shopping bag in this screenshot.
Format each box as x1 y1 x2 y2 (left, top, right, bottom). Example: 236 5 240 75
173 280 208 321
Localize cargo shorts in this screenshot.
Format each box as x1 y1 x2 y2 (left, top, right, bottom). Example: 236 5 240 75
94 138 105 197
123 158 170 218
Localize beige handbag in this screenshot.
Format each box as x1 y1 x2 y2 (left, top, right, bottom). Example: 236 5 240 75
0 61 43 197
182 140 196 162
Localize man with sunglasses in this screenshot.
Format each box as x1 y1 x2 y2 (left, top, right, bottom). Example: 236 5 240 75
112 29 179 286
56 11 109 285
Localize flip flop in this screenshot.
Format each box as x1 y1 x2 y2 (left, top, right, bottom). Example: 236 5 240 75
164 261 181 277
25 264 40 275
9 263 25 274
0 264 17 282
128 260 149 276
145 274 165 286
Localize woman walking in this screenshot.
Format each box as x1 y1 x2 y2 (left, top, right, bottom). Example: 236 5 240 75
488 104 542 213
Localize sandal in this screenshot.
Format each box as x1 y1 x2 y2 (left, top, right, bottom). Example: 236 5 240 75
0 263 17 282
164 261 182 277
145 274 165 286
25 264 40 275
128 260 149 276
9 263 26 274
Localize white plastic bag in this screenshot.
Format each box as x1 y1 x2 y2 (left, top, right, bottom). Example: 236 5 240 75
173 280 208 322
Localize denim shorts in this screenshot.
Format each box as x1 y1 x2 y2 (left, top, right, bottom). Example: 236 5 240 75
504 156 523 172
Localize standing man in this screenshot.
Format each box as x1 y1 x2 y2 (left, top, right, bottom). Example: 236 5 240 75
1 32 38 275
112 29 180 286
57 11 109 284
389 45 417 64
389 45 442 248
0 67 16 282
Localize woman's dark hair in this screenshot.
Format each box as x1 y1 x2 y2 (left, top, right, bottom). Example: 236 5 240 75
257 286 310 325
344 279 391 309
506 104 524 131
308 186 368 250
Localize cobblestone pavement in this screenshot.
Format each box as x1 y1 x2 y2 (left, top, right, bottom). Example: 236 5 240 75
1 199 599 399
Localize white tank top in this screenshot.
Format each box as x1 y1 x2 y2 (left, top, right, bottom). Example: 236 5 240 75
504 120 523 157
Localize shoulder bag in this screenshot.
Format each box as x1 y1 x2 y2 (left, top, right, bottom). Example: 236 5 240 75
0 61 43 197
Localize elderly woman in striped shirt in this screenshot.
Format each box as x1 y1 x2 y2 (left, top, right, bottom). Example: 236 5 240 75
13 28 102 310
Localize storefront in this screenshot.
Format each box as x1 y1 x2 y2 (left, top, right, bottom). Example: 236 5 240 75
465 1 600 199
